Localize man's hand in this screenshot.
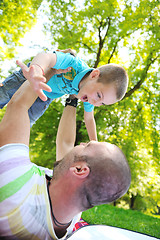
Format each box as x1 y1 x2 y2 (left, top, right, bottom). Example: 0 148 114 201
16 60 72 101
16 60 51 101
56 48 76 57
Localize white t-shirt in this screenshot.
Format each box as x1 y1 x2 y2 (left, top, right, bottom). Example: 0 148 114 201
0 143 81 240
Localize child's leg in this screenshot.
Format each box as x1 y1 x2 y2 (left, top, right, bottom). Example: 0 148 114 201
0 66 53 126
0 68 26 109
28 97 53 127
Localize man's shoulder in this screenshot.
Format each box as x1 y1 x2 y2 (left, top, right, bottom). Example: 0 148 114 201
0 143 29 162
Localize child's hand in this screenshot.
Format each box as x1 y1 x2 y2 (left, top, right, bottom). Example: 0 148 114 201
16 60 51 101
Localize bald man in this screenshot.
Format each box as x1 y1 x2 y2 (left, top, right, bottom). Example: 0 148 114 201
0 66 131 239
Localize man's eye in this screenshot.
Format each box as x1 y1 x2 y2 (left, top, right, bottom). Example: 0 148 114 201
97 92 101 98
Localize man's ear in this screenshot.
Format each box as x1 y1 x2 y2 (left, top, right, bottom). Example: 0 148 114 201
70 162 90 179
90 69 100 79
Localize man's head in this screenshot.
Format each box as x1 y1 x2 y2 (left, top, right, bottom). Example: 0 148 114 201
77 64 128 106
53 141 131 211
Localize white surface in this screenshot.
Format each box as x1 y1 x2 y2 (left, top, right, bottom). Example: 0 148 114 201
68 225 158 240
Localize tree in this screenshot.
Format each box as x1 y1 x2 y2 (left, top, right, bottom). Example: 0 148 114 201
0 0 159 214
0 0 42 63
41 0 159 213
29 99 63 169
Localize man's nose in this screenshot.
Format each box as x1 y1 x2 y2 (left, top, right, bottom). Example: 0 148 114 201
89 140 97 144
86 140 97 147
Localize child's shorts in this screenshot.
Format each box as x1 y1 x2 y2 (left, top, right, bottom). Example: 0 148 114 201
0 66 52 126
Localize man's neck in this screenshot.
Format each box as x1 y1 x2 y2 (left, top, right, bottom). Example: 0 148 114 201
47 178 81 234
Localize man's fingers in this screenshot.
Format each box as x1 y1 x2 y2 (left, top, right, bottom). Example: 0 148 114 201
40 76 47 83
16 60 29 72
59 68 71 74
16 59 50 103
55 67 72 75
38 89 48 102
63 67 72 73
30 66 46 82
56 49 76 57
39 82 52 92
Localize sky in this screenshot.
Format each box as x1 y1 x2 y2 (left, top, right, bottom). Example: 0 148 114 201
1 0 52 78
0 0 131 79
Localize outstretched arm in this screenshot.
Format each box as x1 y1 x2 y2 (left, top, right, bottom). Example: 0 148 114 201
84 110 97 141
56 105 76 161
0 59 73 147
0 79 37 147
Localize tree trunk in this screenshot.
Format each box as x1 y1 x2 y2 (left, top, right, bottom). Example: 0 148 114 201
130 194 137 209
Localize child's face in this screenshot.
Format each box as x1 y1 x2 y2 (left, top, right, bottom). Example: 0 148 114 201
77 71 117 106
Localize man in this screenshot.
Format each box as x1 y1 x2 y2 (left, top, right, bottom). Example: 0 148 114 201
0 69 131 239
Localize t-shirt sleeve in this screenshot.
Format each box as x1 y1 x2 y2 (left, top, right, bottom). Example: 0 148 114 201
83 102 94 112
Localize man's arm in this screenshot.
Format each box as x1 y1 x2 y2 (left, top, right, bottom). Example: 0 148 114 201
84 110 97 141
0 79 38 147
56 105 76 161
0 57 74 148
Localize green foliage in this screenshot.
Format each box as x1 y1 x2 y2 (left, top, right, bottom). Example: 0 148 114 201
82 204 160 238
93 96 160 214
45 0 159 66
42 0 160 214
0 0 42 61
30 99 64 169
0 107 6 121
0 0 159 216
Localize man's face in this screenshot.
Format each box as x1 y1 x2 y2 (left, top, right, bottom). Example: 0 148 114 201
77 73 117 106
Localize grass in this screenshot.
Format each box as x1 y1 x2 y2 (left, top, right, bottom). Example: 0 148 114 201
82 204 160 239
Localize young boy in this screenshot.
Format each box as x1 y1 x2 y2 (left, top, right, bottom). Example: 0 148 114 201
0 49 128 141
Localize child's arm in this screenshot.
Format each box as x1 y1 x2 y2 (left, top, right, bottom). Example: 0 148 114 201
84 110 98 141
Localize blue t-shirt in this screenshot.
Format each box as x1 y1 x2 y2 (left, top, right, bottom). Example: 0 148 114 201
44 51 94 112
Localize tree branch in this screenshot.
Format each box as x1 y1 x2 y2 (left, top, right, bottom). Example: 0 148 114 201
94 17 111 68
108 30 137 63
77 41 96 53
94 22 137 66
102 17 111 45
123 53 159 99
108 38 121 63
